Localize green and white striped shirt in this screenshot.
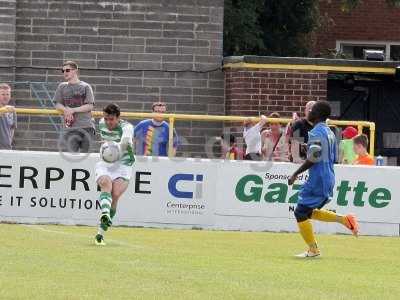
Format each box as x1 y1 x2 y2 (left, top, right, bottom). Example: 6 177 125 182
99 118 135 166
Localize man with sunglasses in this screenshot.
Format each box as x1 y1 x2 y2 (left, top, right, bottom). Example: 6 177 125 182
54 61 95 153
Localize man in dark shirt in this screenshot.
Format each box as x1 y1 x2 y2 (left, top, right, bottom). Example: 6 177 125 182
289 101 315 162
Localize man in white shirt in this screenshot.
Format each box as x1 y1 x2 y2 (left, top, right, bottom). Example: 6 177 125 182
243 115 267 160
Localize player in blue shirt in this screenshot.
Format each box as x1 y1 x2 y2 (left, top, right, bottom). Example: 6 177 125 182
288 101 359 258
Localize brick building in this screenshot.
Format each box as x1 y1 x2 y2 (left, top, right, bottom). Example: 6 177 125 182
2 0 400 162
0 0 224 157
223 1 400 164
224 58 327 117
224 56 400 164
314 0 400 60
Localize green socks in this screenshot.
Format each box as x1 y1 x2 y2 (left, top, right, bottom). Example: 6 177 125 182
110 208 116 219
100 192 112 216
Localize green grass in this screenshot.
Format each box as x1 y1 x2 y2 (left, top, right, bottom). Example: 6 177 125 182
0 224 399 300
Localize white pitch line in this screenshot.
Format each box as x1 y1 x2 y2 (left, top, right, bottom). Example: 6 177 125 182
22 224 148 250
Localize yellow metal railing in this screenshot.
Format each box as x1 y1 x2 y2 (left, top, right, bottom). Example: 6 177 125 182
223 62 396 75
0 107 376 157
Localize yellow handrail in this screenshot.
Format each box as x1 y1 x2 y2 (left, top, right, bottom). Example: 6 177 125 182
168 117 175 157
0 107 376 156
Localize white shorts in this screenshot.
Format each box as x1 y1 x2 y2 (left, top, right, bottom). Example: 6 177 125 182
95 161 133 182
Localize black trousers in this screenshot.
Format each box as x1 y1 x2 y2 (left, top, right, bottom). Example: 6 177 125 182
244 153 262 161
63 127 95 153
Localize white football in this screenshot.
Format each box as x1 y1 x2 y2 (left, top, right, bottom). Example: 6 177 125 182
100 141 121 163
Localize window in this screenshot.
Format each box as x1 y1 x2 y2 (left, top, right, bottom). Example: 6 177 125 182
337 41 400 61
390 45 400 61
383 132 400 149
329 101 341 117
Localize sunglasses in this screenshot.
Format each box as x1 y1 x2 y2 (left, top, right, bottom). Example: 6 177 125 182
61 68 76 73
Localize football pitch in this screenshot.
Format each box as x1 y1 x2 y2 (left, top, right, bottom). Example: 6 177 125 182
0 224 399 300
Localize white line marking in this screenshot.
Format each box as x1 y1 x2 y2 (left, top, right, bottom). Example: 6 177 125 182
22 224 147 249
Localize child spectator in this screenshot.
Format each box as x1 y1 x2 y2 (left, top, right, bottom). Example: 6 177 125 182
339 126 358 164
353 134 374 165
220 134 242 160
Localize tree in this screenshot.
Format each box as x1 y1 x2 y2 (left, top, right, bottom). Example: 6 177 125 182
223 0 318 56
261 0 318 57
223 0 265 56
223 0 400 57
341 0 400 12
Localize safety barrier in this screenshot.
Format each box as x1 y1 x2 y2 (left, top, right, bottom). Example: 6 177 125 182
0 107 376 156
0 151 397 236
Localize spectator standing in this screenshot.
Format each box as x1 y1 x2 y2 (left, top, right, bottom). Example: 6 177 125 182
262 112 290 162
288 100 315 162
54 61 95 153
243 115 268 160
134 102 178 157
0 83 17 150
353 134 374 165
339 126 358 164
220 134 242 160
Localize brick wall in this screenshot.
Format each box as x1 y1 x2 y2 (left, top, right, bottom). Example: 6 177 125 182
225 68 327 117
314 0 400 55
8 0 225 157
0 0 16 85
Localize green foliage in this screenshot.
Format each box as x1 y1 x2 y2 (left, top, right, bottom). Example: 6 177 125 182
261 0 319 57
341 0 359 12
342 0 400 11
387 0 400 6
223 0 319 56
224 0 400 57
223 0 265 56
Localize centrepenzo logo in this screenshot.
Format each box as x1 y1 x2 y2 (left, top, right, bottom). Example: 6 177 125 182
168 173 203 199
